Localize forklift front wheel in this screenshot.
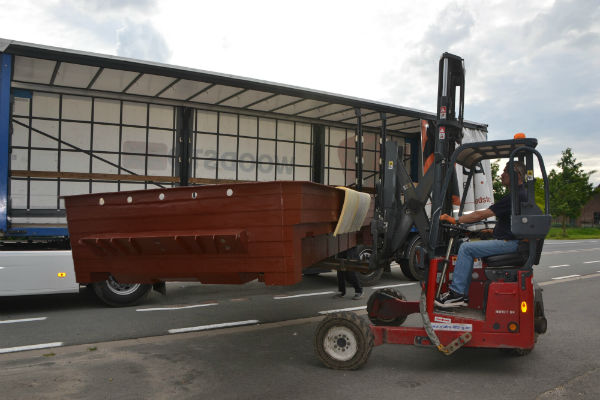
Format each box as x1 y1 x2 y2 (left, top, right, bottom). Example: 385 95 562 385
314 312 374 370
399 235 426 281
367 288 408 326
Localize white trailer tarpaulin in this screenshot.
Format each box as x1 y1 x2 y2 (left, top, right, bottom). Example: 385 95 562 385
454 127 495 229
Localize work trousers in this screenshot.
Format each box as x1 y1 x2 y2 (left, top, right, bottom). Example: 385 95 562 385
449 239 520 296
337 270 362 295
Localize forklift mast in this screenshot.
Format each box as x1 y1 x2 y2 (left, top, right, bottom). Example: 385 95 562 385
429 53 465 257
367 53 466 273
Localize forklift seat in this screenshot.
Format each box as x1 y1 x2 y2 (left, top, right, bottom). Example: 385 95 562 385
484 239 544 269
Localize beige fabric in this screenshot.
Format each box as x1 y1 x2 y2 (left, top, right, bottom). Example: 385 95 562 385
333 187 372 236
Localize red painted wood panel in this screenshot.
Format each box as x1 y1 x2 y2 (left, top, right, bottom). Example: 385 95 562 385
64 181 372 286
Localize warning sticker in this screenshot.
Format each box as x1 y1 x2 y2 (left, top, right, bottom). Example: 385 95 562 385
434 316 452 324
431 322 473 332
388 161 394 170
527 170 534 181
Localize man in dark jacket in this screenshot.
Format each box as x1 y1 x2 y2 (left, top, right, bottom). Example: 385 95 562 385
435 161 527 308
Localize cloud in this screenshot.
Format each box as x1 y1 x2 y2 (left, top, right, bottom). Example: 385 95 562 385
65 0 157 13
383 0 600 185
116 21 171 62
19 0 170 62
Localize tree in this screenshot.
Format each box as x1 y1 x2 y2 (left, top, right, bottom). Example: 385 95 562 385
548 148 595 235
534 178 546 212
491 159 507 202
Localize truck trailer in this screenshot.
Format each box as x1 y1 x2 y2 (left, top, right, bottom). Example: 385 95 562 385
0 39 489 305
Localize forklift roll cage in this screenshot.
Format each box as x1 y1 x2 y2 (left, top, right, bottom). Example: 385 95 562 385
430 138 551 262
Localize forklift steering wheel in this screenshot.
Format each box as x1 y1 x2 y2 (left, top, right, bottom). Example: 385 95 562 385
440 222 472 237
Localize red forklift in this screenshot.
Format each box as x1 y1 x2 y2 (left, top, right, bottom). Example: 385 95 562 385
314 53 551 369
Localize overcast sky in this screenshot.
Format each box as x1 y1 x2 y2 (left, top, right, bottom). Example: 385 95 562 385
1 0 598 185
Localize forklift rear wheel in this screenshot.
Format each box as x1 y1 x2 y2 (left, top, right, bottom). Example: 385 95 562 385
366 288 408 326
399 235 426 281
92 275 152 307
354 246 384 287
500 300 545 356
500 347 532 356
314 312 374 370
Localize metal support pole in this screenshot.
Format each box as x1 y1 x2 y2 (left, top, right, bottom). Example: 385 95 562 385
175 107 193 186
311 124 325 184
379 112 387 194
355 108 363 191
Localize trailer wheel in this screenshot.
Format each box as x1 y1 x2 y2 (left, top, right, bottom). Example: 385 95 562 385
314 312 374 370
354 247 384 287
399 235 426 281
92 275 152 307
366 288 408 326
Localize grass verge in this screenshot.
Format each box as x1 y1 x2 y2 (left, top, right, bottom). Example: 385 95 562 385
546 227 600 240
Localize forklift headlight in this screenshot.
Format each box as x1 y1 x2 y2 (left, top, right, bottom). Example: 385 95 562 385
508 322 519 333
521 301 528 313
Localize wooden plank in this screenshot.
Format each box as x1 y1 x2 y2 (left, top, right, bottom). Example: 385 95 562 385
11 170 180 183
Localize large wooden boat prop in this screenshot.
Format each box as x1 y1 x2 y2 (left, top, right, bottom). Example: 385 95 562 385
64 181 372 286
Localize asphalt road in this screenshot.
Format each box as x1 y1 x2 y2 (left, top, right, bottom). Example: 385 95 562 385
1 239 599 399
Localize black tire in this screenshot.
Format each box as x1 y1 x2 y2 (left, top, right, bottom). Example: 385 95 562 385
366 288 408 326
500 347 532 356
354 246 384 287
314 312 374 370
302 272 321 277
399 235 426 281
92 276 152 307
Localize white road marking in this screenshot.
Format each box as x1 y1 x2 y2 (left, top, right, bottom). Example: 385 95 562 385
273 291 335 300
0 317 47 324
372 282 417 290
0 342 63 354
319 306 367 315
540 272 600 286
136 303 218 312
551 275 581 280
584 260 600 264
543 248 600 255
548 264 570 269
545 241 586 245
168 320 259 334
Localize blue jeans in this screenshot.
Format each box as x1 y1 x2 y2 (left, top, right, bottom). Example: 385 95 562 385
449 239 519 296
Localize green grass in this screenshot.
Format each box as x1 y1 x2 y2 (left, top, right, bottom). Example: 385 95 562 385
546 227 600 239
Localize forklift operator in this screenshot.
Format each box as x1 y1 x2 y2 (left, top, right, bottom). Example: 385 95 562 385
435 160 527 308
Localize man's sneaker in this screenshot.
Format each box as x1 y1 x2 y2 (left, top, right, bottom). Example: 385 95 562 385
435 290 467 308
352 292 364 300
333 292 345 298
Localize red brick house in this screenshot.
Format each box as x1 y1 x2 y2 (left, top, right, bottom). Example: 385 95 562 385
576 192 600 227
